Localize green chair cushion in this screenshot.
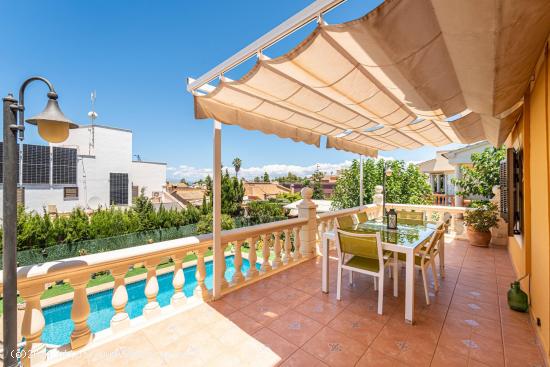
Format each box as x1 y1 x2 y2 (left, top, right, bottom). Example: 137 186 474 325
337 231 378 259
345 255 381 272
356 212 367 223
337 215 355 229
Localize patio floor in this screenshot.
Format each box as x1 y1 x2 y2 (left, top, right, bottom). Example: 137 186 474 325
49 238 545 367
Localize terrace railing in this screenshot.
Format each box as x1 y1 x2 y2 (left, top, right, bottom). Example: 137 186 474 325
1 187 469 365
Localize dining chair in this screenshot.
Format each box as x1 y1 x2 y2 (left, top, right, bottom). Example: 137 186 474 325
396 227 445 305
336 215 355 229
335 229 396 314
356 211 368 223
397 210 425 221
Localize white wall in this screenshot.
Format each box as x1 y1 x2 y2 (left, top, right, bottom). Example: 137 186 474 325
0 125 167 216
130 161 166 197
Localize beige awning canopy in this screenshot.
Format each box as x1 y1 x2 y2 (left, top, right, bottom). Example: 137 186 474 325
193 0 550 156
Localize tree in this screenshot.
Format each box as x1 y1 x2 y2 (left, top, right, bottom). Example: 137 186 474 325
203 170 245 216
247 201 285 224
263 171 270 182
331 158 432 209
232 157 242 177
310 168 325 199
179 178 189 185
452 146 505 198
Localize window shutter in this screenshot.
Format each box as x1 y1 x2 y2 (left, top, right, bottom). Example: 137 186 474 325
499 159 508 221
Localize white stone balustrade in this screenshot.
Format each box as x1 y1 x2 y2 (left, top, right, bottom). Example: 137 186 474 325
231 240 245 285
171 251 187 307
110 265 130 332
261 234 272 272
194 248 210 300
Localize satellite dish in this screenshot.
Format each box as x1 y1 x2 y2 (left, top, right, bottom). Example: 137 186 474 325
87 111 98 119
87 196 101 210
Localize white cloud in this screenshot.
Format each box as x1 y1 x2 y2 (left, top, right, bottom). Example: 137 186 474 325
167 157 420 182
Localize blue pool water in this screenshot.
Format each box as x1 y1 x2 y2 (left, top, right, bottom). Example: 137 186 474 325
41 255 259 346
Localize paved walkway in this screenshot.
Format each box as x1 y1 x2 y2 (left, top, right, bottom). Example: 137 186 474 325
48 238 545 367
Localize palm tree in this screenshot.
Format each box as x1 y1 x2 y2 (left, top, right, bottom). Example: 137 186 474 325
232 157 242 178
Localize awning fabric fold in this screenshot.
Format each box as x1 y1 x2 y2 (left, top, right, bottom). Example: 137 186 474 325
193 0 550 155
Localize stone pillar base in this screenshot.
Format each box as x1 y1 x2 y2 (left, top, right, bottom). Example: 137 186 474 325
110 312 130 333
143 301 161 319
170 293 187 307
70 329 93 350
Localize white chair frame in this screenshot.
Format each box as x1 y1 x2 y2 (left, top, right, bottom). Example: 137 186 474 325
335 229 397 315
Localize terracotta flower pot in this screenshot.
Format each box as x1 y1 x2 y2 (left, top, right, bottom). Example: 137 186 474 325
466 226 492 247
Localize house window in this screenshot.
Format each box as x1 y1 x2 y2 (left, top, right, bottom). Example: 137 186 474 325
110 173 129 205
53 147 77 185
63 187 78 200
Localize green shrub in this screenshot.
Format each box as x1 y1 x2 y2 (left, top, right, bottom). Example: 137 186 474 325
196 213 235 234
464 202 499 232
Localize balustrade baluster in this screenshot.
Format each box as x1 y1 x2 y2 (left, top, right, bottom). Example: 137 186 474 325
143 258 161 319
232 240 245 285
221 243 229 289
171 252 187 307
283 229 292 264
194 248 211 300
261 234 272 272
293 226 302 260
110 266 130 332
20 284 46 366
247 237 259 278
70 274 93 349
272 231 282 269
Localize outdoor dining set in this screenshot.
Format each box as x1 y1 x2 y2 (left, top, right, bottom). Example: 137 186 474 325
321 210 448 324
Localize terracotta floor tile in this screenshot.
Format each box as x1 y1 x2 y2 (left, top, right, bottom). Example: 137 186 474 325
267 310 323 347
208 299 237 316
302 326 367 367
370 323 437 367
356 348 410 367
222 286 264 308
327 309 385 347
253 328 298 361
431 345 469 367
240 296 289 325
280 349 329 367
294 296 346 324
226 310 264 334
269 287 312 308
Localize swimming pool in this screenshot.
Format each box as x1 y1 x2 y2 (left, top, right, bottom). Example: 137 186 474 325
41 255 258 346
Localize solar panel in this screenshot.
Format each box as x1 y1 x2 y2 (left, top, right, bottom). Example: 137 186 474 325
53 147 77 184
0 142 21 184
110 173 128 205
22 144 50 184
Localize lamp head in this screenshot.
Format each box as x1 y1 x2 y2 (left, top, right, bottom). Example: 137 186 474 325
386 167 393 177
25 92 78 143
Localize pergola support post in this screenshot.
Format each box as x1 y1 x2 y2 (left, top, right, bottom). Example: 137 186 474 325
359 155 364 207
212 120 223 299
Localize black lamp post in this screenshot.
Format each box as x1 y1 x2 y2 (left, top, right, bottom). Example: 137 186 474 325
2 77 77 366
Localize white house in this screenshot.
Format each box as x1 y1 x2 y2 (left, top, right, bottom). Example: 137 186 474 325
0 124 167 215
417 141 492 206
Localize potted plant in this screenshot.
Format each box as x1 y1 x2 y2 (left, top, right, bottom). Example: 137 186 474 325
463 202 499 247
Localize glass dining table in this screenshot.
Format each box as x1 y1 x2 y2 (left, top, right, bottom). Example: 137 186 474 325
321 219 443 324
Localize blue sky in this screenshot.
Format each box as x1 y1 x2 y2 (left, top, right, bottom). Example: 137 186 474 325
0 0 463 181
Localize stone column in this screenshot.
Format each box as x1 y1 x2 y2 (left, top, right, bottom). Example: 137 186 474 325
297 187 317 258
491 185 508 246
373 185 383 221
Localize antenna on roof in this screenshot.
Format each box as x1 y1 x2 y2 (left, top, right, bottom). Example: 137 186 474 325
87 91 98 154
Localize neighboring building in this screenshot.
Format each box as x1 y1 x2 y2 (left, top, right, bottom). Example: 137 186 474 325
417 141 492 206
0 125 167 215
417 150 457 205
243 181 291 201
166 183 206 207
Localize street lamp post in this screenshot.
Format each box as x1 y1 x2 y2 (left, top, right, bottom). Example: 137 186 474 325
2 77 77 366
381 161 393 218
